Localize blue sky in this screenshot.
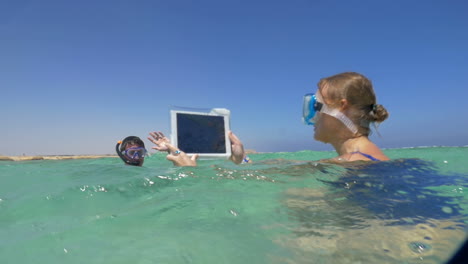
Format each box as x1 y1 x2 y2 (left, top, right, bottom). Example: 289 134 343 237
1 0 467 156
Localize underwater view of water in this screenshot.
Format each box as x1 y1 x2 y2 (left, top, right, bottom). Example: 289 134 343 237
1 147 467 264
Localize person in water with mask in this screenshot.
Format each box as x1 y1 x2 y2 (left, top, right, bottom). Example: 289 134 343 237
303 72 390 162
115 136 147 166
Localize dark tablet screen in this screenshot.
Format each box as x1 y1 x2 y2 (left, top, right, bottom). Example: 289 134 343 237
176 113 227 154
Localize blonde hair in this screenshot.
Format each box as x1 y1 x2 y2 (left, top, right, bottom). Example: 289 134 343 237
318 72 389 135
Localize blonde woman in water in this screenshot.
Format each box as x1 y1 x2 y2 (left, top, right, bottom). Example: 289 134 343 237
303 72 390 162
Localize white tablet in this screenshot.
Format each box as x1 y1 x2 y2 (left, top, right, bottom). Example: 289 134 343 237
170 108 232 159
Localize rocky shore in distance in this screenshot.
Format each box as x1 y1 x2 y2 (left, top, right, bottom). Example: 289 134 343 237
0 155 118 161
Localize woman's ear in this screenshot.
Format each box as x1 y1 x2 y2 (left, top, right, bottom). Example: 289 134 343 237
339 99 349 111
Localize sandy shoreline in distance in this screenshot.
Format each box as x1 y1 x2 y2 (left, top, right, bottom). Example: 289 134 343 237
1 150 258 161
0 155 118 161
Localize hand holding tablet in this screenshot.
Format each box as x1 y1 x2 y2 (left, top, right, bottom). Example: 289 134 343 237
148 129 248 167
147 107 250 167
228 131 247 164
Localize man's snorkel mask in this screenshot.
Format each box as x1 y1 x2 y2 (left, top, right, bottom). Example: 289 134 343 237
116 136 147 166
302 93 359 134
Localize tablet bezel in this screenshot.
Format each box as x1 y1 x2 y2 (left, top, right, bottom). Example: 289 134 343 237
170 108 232 159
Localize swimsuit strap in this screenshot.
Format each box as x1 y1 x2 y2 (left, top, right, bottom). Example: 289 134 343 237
350 151 380 161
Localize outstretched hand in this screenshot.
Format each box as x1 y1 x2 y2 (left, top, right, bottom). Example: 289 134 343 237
148 131 197 166
149 131 245 166
148 131 170 152
229 131 246 164
164 142 198 167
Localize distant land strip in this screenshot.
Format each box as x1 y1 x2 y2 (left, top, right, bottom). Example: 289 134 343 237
1 149 258 162
0 155 118 161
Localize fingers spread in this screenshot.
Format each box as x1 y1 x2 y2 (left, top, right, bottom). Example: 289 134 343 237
149 131 168 141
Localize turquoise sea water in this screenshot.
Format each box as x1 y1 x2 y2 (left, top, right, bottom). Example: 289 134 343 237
1 147 467 264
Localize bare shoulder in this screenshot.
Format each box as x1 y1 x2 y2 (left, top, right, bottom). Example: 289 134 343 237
349 146 389 161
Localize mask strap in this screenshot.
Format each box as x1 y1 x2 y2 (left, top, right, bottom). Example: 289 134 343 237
372 122 382 138
321 105 359 134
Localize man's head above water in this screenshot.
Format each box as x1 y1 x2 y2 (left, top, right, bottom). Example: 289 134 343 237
115 136 147 166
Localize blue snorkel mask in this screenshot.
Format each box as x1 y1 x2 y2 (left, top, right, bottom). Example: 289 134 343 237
302 92 359 134
302 93 323 125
